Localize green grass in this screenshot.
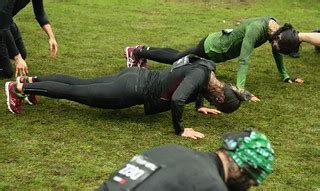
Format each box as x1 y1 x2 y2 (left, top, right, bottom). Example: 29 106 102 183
1 0 320 190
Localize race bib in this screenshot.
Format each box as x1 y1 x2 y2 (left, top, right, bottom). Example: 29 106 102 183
107 155 161 190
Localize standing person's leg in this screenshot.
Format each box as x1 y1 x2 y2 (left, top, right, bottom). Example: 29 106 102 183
9 22 27 60
0 22 27 79
0 36 14 78
126 37 208 66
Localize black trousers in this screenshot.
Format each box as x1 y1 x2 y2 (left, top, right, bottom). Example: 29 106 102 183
135 37 208 64
0 22 27 78
23 68 147 109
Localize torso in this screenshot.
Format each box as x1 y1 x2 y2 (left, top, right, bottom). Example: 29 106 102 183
106 145 227 191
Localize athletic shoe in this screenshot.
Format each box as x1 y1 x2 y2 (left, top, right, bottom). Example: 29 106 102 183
124 45 148 68
140 58 148 68
124 46 140 67
16 76 37 105
5 82 23 114
135 45 148 68
25 94 38 105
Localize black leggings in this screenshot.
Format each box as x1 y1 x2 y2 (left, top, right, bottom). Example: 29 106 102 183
22 68 146 109
0 22 26 78
135 37 208 64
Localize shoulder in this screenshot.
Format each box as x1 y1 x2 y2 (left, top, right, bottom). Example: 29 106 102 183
144 144 190 155
143 144 197 160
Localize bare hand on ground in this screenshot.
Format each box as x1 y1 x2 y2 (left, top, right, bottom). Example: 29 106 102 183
181 128 205 140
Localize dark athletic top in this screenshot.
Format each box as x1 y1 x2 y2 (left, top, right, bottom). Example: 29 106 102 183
143 56 215 135
98 144 227 191
0 0 49 56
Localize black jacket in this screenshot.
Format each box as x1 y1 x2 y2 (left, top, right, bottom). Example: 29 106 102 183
144 56 216 135
99 144 227 191
0 0 49 56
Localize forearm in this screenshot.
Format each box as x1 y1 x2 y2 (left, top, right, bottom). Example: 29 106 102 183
236 59 249 89
195 95 204 110
273 50 290 81
2 29 19 57
42 24 55 40
299 33 320 46
171 101 184 135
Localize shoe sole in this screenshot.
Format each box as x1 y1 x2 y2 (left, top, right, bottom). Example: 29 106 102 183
24 97 33 105
5 82 16 114
24 96 36 105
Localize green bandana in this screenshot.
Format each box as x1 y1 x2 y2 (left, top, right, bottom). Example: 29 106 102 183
224 131 274 184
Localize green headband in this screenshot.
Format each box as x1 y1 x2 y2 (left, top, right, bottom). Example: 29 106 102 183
224 131 274 184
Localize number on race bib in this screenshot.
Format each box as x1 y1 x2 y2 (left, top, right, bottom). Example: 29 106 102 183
118 164 145 180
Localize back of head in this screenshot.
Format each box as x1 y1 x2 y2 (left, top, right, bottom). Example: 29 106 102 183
269 23 300 55
214 84 242 113
221 130 274 185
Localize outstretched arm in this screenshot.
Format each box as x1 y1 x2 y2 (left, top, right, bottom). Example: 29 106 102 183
170 68 207 139
32 0 58 57
299 32 320 46
42 24 58 57
236 25 263 100
272 48 304 84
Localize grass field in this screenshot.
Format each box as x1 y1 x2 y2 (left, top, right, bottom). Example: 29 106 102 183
0 0 320 190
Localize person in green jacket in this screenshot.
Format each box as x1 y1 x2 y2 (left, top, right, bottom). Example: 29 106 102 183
124 16 303 101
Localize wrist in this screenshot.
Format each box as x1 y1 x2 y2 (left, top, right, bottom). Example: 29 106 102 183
14 54 22 61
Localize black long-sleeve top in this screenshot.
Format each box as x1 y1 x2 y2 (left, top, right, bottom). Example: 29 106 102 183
99 144 227 191
143 56 215 135
0 0 49 56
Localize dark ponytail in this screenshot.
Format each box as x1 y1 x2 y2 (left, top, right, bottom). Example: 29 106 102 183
268 23 300 55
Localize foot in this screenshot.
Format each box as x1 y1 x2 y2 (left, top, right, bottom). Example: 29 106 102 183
5 82 23 114
16 76 28 83
16 76 37 105
135 45 148 68
124 46 140 67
